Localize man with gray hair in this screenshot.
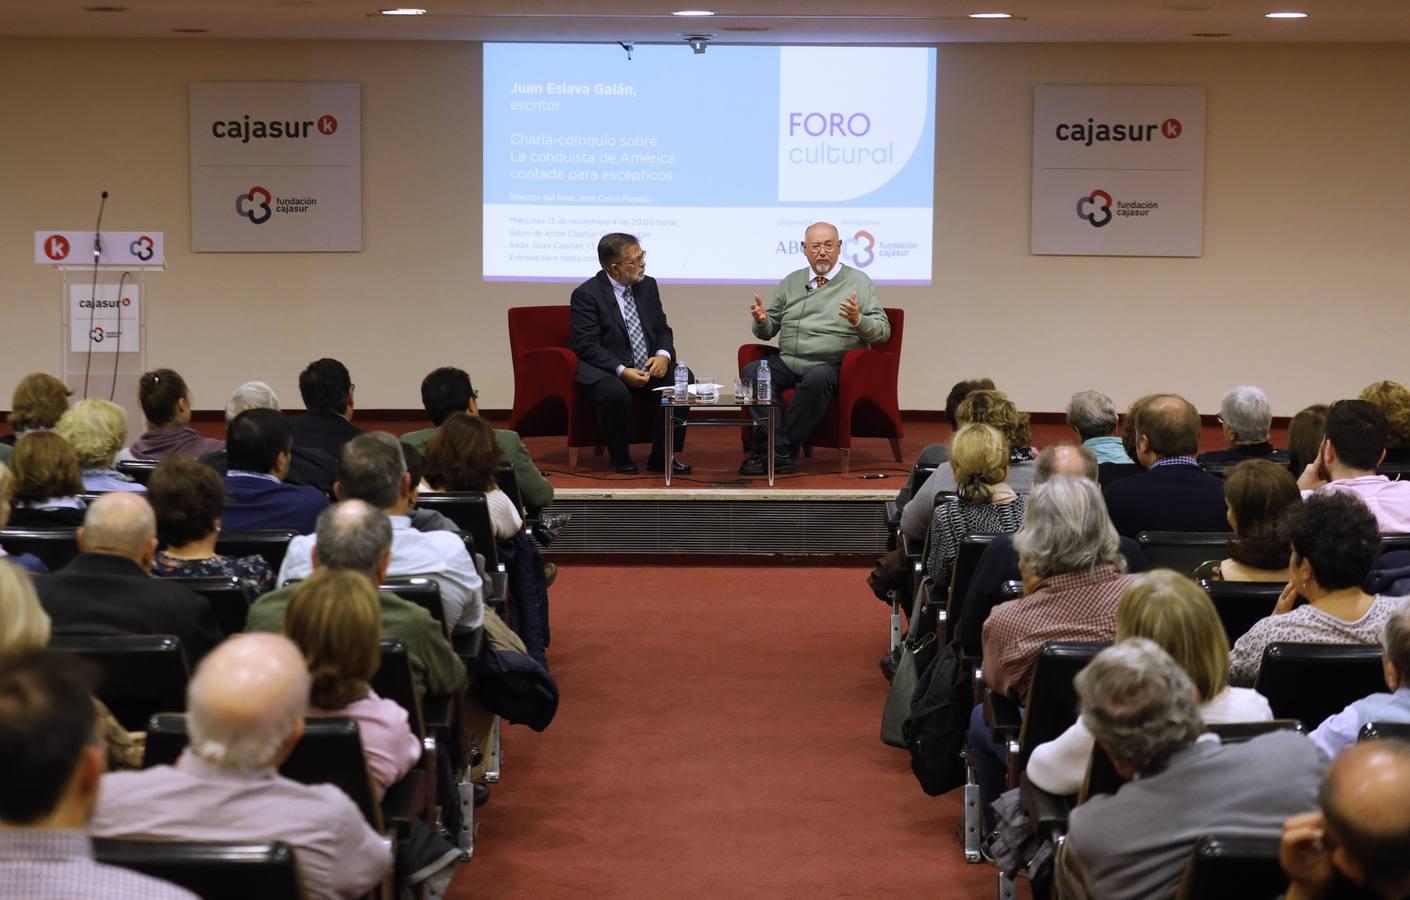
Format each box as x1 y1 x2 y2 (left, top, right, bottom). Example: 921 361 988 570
277 432 484 628
1309 598 1410 759
1057 638 1325 900
199 380 336 492
1198 384 1290 467
244 500 467 699
1065 390 1133 465
33 493 222 665
91 633 392 900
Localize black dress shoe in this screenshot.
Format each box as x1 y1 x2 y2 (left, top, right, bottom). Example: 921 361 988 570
739 453 795 476
647 458 692 474
612 460 639 474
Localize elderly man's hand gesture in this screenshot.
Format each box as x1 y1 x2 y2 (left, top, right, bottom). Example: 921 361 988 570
839 291 861 327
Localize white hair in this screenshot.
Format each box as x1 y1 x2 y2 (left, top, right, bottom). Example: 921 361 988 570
1065 390 1120 441
1076 638 1203 774
1221 385 1273 442
1012 476 1124 578
225 381 280 423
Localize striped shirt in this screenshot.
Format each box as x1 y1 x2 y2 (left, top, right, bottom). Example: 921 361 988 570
925 495 1027 583
0 830 196 900
981 564 1134 699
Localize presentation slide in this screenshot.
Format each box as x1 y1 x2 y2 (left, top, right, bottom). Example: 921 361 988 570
483 44 936 285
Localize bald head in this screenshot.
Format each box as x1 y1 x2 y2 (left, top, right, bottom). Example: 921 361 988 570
1137 393 1202 461
78 492 157 566
1322 740 1410 896
187 633 310 769
1035 444 1099 484
802 222 842 276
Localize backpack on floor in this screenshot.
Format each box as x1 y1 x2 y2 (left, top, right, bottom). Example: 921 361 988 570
902 639 972 796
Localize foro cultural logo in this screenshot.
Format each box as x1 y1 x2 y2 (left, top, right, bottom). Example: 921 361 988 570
844 230 876 268
44 235 71 260
236 186 273 224
1077 190 1113 228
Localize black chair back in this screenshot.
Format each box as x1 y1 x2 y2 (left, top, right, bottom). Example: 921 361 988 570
115 460 159 485
1016 642 1106 772
370 638 426 739
165 576 255 636
1255 642 1385 726
495 463 525 516
93 839 302 900
1137 531 1235 577
944 534 998 644
1198 579 1285 644
50 635 189 732
145 714 382 830
215 529 300 572
382 577 444 630
1379 462 1410 481
1085 720 1304 801
1358 721 1410 742
1175 834 1285 900
908 463 938 502
416 492 497 566
1097 462 1142 488
1382 534 1410 557
0 527 80 570
998 580 1024 602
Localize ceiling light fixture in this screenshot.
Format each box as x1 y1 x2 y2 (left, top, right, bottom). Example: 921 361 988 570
82 5 129 11
172 27 209 33
969 12 1012 18
672 9 715 16
379 7 427 14
1264 11 1308 17
1191 31 1231 37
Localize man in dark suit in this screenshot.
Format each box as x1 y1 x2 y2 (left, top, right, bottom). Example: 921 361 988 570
200 380 336 493
290 358 362 462
570 232 690 474
222 408 329 534
1103 393 1229 539
34 492 223 666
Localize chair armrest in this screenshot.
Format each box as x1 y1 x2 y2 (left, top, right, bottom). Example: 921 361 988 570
737 343 774 371
985 688 1023 746
837 346 900 412
520 347 579 389
884 500 900 527
902 531 925 563
380 769 423 833
1021 774 1072 839
452 625 485 661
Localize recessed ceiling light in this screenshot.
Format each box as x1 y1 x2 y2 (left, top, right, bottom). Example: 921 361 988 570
1265 11 1308 17
1190 31 1231 37
172 27 209 33
379 7 426 14
673 9 715 15
969 12 1011 18
82 5 129 11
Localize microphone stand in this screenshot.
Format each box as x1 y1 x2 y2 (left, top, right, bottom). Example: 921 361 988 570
81 191 108 399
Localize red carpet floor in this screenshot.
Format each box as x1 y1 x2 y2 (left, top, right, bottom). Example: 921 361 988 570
448 563 1013 899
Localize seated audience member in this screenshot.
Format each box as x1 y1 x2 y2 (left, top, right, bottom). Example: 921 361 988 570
404 366 554 512
200 381 336 492
955 445 1149 656
291 358 362 462
0 654 196 899
1026 569 1272 796
1056 639 1324 900
1230 492 1399 686
921 424 1025 586
33 493 223 666
1282 741 1410 900
424 413 524 540
0 561 144 770
1288 403 1330 480
91 633 392 900
119 368 223 461
221 408 328 534
1066 390 1134 465
55 399 143 493
147 456 274 595
894 377 995 509
0 373 72 465
6 432 86 528
1309 598 1410 760
1197 385 1291 467
1118 393 1158 469
1103 393 1229 538
1360 380 1410 468
902 389 1037 540
401 442 462 535
280 433 483 628
0 463 46 573
1197 458 1301 582
246 501 467 700
1298 399 1410 533
283 568 421 799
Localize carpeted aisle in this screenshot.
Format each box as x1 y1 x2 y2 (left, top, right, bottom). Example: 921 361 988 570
449 563 1005 899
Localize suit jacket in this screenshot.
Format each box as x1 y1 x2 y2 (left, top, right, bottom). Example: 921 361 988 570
570 272 676 385
1103 463 1230 539
221 473 329 535
200 446 336 494
290 413 362 463
35 552 224 666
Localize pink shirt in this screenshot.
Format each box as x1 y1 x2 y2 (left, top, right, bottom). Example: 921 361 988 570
1314 475 1410 534
310 689 422 799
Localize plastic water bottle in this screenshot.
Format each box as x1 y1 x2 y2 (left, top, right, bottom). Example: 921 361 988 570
756 359 772 402
674 363 689 401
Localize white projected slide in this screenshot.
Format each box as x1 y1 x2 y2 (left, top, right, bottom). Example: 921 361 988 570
483 44 936 284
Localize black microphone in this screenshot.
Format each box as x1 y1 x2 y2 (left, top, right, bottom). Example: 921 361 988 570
94 190 108 259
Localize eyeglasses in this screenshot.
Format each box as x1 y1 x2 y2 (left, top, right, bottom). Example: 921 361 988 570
620 253 645 267
804 241 839 253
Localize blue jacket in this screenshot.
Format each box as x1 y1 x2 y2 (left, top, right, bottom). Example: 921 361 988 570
222 473 328 535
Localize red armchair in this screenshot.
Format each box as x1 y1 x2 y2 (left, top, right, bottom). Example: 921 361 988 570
507 306 659 468
737 307 904 474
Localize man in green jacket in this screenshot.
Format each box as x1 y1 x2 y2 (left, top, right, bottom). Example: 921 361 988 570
740 221 891 475
244 500 466 700
402 367 554 513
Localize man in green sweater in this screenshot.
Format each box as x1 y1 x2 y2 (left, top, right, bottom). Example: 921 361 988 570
740 221 891 475
402 367 554 513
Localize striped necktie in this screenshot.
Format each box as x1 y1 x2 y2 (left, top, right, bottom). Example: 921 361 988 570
815 274 829 289
621 286 650 369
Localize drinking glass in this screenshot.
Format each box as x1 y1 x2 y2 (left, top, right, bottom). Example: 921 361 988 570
698 375 717 402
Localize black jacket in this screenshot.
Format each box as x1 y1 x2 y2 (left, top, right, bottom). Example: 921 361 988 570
35 552 224 666
290 413 363 465
569 272 676 385
1103 463 1230 540
200 446 336 496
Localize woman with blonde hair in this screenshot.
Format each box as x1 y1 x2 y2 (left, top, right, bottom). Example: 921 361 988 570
1360 380 1410 467
8 432 87 527
1024 569 1272 795
283 568 420 799
55 398 144 492
923 423 1026 586
0 561 144 769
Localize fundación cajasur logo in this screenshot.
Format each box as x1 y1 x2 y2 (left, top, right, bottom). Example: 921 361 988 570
234 186 319 226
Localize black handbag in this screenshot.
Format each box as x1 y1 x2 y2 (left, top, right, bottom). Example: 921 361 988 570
880 576 940 747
